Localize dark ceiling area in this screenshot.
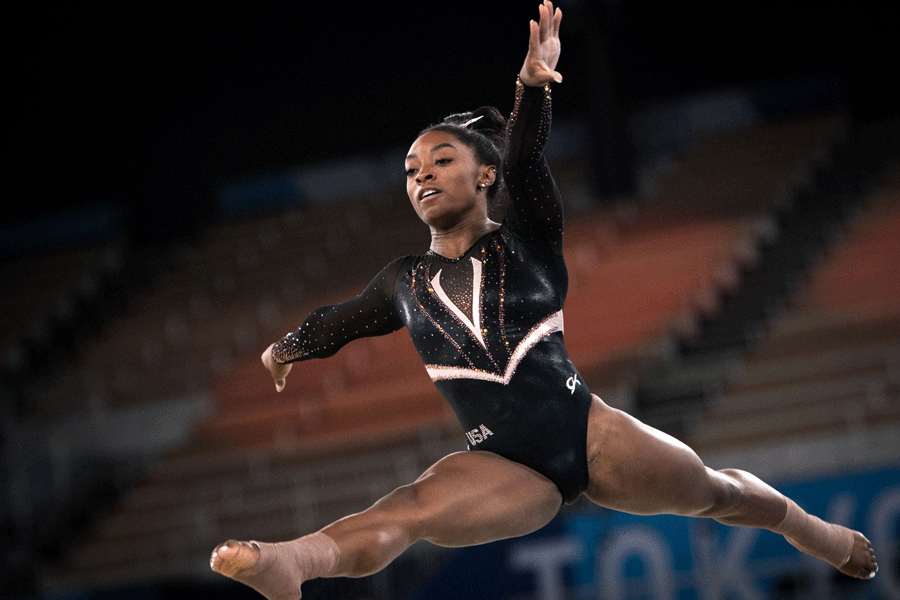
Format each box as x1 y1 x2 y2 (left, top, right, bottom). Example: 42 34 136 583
9 2 893 231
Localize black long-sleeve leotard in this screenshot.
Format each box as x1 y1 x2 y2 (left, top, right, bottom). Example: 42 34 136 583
272 78 592 503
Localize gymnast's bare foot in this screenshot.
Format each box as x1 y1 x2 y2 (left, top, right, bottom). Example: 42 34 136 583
838 531 878 579
210 540 260 578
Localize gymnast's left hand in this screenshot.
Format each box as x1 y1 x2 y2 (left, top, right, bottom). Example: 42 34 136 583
519 1 563 87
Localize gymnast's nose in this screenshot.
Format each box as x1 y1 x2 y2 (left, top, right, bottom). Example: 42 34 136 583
415 169 434 185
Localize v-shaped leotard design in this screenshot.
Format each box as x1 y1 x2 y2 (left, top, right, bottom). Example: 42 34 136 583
272 79 592 504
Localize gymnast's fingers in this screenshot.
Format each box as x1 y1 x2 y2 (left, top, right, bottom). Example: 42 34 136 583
540 2 553 43
552 4 562 39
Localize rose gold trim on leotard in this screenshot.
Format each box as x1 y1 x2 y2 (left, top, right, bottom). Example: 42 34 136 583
425 310 563 383
430 257 486 349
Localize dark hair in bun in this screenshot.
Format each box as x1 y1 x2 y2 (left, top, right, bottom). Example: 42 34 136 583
417 106 508 204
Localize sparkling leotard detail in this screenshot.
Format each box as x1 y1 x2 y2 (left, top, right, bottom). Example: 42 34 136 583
273 79 591 503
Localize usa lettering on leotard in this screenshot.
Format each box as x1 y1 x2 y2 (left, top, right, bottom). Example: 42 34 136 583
466 424 495 446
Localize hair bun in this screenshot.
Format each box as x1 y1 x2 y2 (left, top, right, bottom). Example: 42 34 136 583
446 106 505 130
443 106 507 148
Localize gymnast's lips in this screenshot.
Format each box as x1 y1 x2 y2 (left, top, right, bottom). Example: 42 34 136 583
418 187 442 202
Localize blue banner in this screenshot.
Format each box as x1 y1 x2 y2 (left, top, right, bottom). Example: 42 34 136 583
412 465 900 600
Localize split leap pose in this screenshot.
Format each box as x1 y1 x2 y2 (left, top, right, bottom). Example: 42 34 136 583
211 3 877 598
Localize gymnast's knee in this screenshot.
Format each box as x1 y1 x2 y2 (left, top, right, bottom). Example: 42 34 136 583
374 481 440 541
693 468 746 518
343 484 422 576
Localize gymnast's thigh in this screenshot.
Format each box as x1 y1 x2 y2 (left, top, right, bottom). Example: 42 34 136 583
402 450 562 548
582 394 723 517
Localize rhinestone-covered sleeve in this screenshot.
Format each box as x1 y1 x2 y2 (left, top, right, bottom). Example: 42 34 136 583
503 76 563 255
271 258 406 364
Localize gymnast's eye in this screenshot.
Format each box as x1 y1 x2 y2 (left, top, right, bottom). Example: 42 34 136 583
404 167 416 177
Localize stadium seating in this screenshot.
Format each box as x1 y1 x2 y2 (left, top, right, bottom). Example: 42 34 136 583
684 167 900 468
0 242 123 377
35 113 872 591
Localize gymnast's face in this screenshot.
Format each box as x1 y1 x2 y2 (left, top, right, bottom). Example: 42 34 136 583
405 130 492 229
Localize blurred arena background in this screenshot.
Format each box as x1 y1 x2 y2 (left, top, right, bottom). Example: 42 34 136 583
3 1 898 599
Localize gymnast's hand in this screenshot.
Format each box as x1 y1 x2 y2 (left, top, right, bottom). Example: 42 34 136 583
519 1 563 87
262 342 292 392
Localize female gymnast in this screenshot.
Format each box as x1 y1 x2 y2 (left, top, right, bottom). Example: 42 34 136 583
210 3 878 598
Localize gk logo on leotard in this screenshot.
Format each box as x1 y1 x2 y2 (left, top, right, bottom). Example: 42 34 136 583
466 424 494 446
566 373 581 395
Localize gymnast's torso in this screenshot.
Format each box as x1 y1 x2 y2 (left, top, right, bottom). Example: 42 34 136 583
273 80 591 503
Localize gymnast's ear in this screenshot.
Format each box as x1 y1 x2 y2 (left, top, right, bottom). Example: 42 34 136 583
479 165 497 188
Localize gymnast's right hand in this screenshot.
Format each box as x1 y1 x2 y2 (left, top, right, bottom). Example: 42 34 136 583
262 342 292 392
